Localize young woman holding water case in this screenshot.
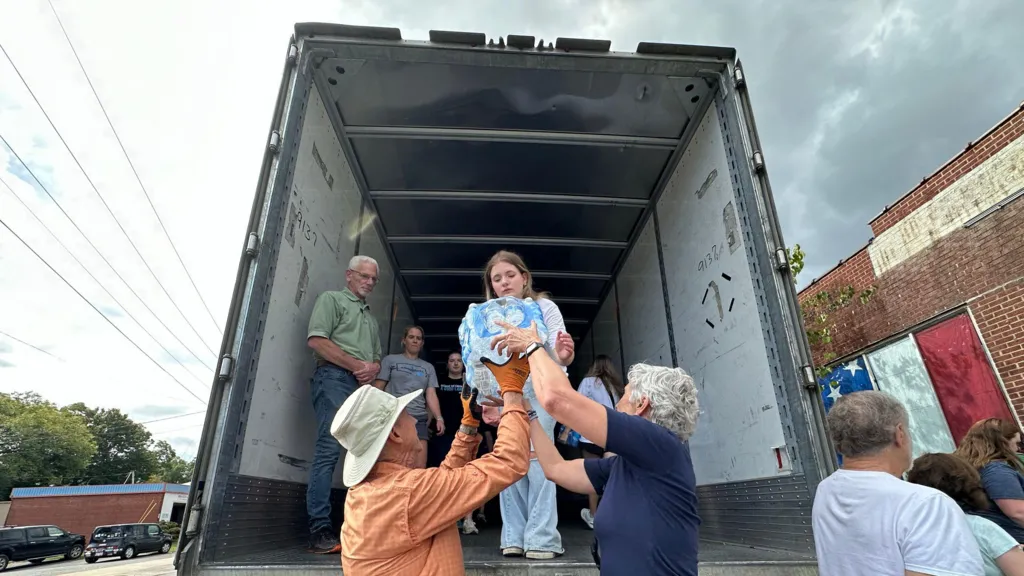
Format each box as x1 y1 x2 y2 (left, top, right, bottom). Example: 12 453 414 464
482 250 575 560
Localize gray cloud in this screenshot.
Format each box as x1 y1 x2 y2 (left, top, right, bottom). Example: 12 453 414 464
339 0 1023 284
131 404 191 420
167 436 198 460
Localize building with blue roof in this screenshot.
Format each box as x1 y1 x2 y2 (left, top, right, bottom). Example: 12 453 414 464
5 483 190 539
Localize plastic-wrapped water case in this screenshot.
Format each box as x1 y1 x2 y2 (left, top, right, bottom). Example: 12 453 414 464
458 296 549 399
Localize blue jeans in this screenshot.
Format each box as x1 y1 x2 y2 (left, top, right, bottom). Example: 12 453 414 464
306 364 359 534
500 385 562 553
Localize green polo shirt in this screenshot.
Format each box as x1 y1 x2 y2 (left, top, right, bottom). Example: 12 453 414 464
307 288 382 364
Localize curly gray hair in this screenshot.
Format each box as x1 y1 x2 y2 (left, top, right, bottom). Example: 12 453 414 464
627 363 699 441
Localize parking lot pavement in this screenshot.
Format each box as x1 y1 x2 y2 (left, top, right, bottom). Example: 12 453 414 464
4 555 174 575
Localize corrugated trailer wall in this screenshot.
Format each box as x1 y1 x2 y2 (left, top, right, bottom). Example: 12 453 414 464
7 493 161 538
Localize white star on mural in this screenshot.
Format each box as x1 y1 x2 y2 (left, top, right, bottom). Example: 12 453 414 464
842 361 863 377
827 383 843 404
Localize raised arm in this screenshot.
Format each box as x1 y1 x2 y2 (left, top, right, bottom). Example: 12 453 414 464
492 321 608 448
404 392 530 541
540 299 574 366
530 417 597 494
403 358 534 542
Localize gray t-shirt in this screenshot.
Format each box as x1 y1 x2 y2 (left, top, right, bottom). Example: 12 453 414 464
378 354 437 419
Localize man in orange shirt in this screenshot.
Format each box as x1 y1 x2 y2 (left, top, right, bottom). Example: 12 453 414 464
333 355 534 575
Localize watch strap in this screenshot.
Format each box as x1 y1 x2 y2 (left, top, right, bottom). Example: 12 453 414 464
524 341 544 358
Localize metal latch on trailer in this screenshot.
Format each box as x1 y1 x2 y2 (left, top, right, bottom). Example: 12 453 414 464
218 356 234 382
774 248 789 272
733 66 746 89
801 365 819 390
245 232 260 257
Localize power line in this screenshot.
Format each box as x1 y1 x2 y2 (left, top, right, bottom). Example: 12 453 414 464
0 218 206 405
0 137 217 370
46 1 223 337
139 411 205 425
0 176 215 382
0 328 65 362
0 42 220 358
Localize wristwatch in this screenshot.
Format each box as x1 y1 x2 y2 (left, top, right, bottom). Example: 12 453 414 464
524 341 544 358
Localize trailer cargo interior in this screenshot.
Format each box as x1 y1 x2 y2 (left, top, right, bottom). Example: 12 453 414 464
177 24 834 575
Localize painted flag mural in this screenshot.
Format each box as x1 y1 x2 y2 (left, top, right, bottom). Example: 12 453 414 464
914 314 1014 444
867 337 956 459
819 356 875 413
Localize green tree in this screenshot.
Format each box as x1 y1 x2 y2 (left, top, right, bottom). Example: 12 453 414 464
0 393 96 499
66 403 158 484
788 245 876 377
149 440 195 483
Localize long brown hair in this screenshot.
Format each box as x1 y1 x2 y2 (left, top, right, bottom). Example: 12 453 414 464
483 250 550 300
907 453 990 511
587 355 624 402
955 418 1024 473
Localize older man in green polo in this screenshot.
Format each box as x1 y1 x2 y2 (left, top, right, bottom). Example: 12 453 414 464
304 255 383 554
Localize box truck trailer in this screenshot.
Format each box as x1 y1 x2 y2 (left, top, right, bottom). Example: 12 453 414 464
174 23 833 575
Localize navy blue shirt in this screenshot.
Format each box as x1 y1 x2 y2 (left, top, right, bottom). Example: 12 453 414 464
583 407 700 575
975 461 1024 543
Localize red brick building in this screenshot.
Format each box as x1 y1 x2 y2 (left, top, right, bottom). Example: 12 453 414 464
799 102 1024 447
5 484 189 539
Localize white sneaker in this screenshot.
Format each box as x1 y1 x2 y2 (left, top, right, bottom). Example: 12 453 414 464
526 550 561 560
461 517 478 534
502 546 524 557
580 508 595 530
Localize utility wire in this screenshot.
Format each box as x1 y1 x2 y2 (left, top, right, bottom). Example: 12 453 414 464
0 177 214 384
46 0 223 336
0 136 218 368
0 218 206 405
139 411 205 425
0 42 220 358
0 328 65 362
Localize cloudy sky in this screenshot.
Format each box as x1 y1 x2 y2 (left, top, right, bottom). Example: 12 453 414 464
1 0 1022 461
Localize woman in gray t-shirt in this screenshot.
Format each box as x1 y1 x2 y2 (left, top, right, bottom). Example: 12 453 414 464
375 325 443 469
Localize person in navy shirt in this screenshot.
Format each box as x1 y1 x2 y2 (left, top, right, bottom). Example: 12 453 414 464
489 320 700 575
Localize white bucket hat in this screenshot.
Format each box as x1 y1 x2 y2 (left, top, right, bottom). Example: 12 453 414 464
331 385 423 487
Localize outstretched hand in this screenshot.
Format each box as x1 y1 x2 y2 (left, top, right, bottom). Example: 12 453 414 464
460 383 483 428
490 320 543 356
554 331 574 364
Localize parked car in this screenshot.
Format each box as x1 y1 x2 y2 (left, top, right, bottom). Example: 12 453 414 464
84 523 172 563
0 525 85 571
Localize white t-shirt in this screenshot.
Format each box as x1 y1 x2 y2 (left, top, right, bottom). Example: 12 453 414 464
812 469 983 576
536 297 569 376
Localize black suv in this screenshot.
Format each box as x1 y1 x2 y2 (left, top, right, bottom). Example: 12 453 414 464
0 525 86 571
84 523 172 563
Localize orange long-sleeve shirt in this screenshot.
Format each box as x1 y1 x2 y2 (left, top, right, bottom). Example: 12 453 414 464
341 404 530 575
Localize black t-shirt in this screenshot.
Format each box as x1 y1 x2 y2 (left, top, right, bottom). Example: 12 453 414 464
435 373 464 437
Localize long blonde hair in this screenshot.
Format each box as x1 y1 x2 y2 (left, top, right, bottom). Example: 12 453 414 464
483 250 550 301
955 418 1024 473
